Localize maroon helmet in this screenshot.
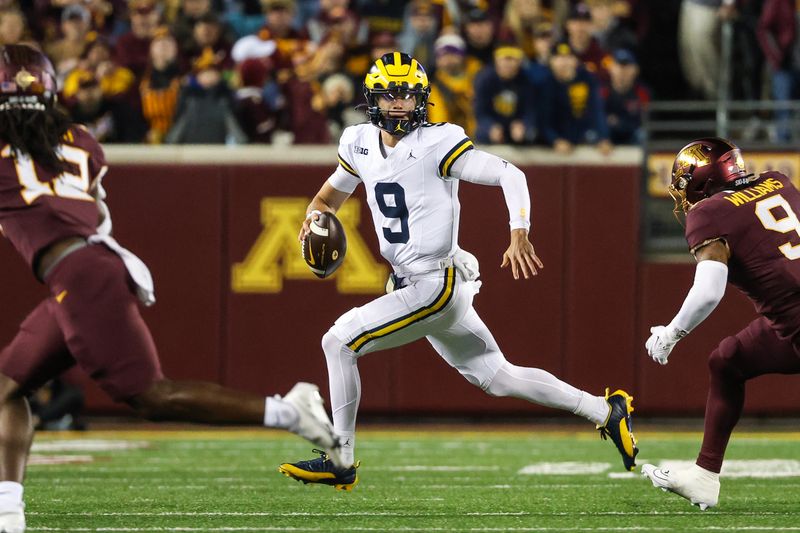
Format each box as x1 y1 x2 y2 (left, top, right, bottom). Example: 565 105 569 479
669 137 752 214
0 44 58 112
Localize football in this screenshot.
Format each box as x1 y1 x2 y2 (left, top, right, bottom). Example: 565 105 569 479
302 212 347 278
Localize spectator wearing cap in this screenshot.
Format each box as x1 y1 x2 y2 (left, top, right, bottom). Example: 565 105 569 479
586 0 638 53
565 2 610 80
497 0 551 59
428 33 482 136
166 48 248 143
473 44 537 145
116 0 162 78
461 7 495 66
398 0 442 70
525 20 556 89
600 48 649 144
538 40 611 154
140 28 183 143
45 4 94 79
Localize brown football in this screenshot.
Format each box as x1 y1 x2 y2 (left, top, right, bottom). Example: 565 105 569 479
302 212 347 278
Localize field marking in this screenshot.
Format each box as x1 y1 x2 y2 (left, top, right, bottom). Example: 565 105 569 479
25 527 800 532
379 465 500 471
27 511 799 517
516 460 800 479
32 440 150 452
518 462 611 475
28 454 94 466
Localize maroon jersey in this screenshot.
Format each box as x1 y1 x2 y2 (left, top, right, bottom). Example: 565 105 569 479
686 171 800 339
0 126 107 270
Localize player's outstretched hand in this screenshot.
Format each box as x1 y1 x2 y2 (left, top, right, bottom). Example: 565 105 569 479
501 229 544 280
298 210 322 242
645 325 687 365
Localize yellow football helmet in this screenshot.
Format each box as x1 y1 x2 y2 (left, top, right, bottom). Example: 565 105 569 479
363 52 430 136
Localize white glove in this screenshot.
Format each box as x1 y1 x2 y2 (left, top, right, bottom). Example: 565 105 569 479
645 325 687 365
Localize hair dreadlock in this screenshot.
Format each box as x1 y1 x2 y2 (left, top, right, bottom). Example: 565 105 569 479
0 104 73 174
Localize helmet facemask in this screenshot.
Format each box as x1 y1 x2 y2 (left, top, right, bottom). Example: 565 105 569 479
364 86 429 136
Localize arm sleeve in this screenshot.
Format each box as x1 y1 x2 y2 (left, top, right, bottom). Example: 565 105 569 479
449 148 531 231
667 260 728 333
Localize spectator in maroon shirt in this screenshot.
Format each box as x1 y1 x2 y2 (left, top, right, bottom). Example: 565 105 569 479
115 0 161 78
565 2 609 81
235 57 278 143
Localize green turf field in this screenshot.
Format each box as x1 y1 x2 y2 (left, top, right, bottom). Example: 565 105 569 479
23 427 800 531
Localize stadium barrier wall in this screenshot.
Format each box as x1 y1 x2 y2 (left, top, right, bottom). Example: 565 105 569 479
2 145 797 416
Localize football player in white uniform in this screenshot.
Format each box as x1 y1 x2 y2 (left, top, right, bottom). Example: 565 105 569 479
279 53 638 490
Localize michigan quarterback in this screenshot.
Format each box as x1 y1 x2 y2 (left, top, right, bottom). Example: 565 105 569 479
279 53 637 490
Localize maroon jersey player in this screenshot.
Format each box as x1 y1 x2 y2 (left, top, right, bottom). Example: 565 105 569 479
641 137 800 510
0 45 342 533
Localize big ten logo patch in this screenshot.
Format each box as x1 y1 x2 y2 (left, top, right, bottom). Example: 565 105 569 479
231 198 388 294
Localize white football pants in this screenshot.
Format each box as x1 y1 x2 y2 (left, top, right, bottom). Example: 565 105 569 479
322 267 608 463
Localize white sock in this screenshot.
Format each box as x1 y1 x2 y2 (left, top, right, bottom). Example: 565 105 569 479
263 396 299 429
0 482 22 504
574 392 612 426
486 362 584 412
336 432 355 466
692 464 720 481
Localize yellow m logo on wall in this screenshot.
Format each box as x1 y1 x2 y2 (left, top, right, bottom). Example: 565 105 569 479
232 198 388 294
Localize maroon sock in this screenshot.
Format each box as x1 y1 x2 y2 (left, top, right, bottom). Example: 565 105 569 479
696 374 744 473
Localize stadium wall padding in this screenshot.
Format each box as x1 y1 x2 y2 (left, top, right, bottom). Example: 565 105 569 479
2 160 796 416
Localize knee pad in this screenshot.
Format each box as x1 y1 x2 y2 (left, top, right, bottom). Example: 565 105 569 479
322 330 354 361
483 361 512 397
708 336 743 379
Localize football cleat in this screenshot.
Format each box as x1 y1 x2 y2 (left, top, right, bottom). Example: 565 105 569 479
597 388 638 471
279 449 360 491
641 463 720 510
0 501 25 533
282 382 344 468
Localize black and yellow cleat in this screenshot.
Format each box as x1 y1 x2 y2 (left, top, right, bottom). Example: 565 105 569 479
597 388 638 471
279 449 360 491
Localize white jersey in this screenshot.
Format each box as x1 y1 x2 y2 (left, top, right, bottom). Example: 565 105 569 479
328 122 474 272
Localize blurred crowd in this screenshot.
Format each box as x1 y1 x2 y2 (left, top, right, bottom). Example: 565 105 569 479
1 0 798 150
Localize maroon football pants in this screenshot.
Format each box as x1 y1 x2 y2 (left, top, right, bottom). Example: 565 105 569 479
697 316 800 473
0 244 163 401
